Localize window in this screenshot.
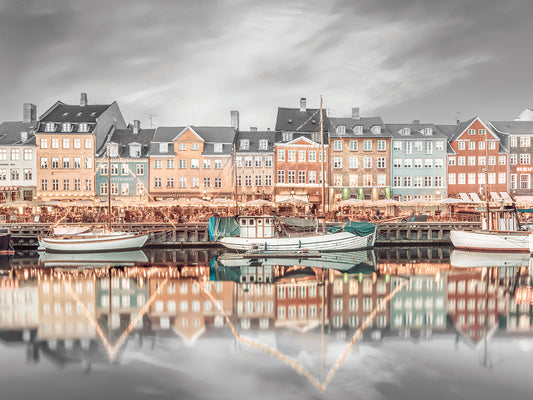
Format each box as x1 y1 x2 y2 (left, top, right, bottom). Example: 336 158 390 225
377 140 386 151
244 156 252 167
288 150 296 161
214 160 222 169
265 174 272 186
334 140 342 151
458 142 465 150
214 178 222 188
468 173 476 184
414 159 422 168
79 123 89 132
178 177 186 188
22 148 32 161
73 138 81 149
404 141 412 154
489 141 496 150
377 157 386 169
203 177 211 188
111 183 118 195
63 179 70 191
298 171 306 184
350 157 358 169
191 177 199 188
425 141 433 154
468 141 475 150
377 174 386 186
73 158 81 169
458 173 465 184
499 155 506 165
265 156 272 167
333 157 342 169
192 143 199 151
479 141 485 150
10 149 19 161
425 159 433 168
45 122 55 132
202 159 211 169
154 177 162 188
85 179 92 191
240 139 249 150
364 174 372 186
298 151 306 162
85 157 92 169
363 157 372 168
277 170 285 184
363 140 372 151
520 137 531 147
41 179 47 190
255 156 262 167
309 151 316 162
498 172 506 184
62 138 70 149
415 141 423 152
288 170 295 184
166 177 174 188
110 164 118 175
178 159 186 169
52 158 59 169
84 138 92 148
166 159 175 168
245 175 252 186
62 158 70 168
259 139 268 150
74 179 81 191
214 143 223 153
23 168 32 180
10 169 19 180
349 140 358 151
404 159 412 168
468 156 475 166
277 149 285 161
458 156 465 166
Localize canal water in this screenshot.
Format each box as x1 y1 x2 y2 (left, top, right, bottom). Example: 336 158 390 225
0 247 532 400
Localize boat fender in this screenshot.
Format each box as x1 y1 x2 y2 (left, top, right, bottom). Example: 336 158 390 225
298 240 301 248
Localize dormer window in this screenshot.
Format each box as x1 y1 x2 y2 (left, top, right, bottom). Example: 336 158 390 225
336 125 346 135
45 122 55 132
311 119 316 124
109 143 119 158
129 143 142 157
62 123 72 132
240 139 250 150
76 112 83 117
422 127 433 136
259 139 268 150
214 143 223 153
400 127 411 136
288 119 293 123
159 143 169 153
353 125 363 135
78 123 89 132
282 132 292 142
371 125 382 135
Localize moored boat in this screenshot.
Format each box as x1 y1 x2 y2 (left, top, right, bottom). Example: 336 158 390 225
450 249 531 268
210 215 376 252
0 228 14 255
38 230 149 253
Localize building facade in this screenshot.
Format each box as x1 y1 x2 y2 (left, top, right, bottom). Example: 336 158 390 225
388 122 448 202
329 110 392 202
34 93 126 201
148 126 236 200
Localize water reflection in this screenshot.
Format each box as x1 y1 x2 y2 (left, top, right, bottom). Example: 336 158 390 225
1 247 532 396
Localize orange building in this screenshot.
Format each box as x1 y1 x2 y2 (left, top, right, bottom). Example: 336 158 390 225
444 117 508 199
34 93 126 201
148 126 236 200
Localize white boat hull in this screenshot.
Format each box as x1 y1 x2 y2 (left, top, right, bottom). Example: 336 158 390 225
219 231 375 252
39 232 150 253
450 230 530 252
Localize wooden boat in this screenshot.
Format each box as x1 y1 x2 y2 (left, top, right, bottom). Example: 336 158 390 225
450 249 531 268
38 249 148 267
212 215 376 252
450 205 532 253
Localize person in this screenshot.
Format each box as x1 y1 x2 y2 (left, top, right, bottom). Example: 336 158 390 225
410 212 416 222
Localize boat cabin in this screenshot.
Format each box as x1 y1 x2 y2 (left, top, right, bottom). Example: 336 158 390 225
238 216 274 238
482 206 521 231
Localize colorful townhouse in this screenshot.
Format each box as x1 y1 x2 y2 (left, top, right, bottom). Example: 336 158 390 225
440 117 508 200
387 122 448 202
274 98 329 211
234 127 277 203
235 281 276 330
328 109 392 202
148 125 236 200
95 120 155 201
0 103 38 202
489 120 533 200
35 93 127 201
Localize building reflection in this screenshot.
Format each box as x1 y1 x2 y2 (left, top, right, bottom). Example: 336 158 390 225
0 247 531 379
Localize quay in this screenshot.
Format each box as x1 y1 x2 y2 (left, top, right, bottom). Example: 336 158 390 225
3 221 481 249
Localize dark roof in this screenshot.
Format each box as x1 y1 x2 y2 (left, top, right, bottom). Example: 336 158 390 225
108 128 155 158
41 103 110 123
490 120 533 135
0 121 37 146
152 126 185 143
329 116 387 138
275 107 329 133
385 123 446 139
152 126 235 144
235 130 277 153
442 117 478 142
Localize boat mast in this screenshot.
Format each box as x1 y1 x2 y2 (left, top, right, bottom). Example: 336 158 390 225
484 133 490 230
233 142 239 214
320 96 325 218
108 145 112 232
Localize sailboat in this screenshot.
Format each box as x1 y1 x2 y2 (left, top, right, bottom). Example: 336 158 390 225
38 145 150 253
212 97 376 252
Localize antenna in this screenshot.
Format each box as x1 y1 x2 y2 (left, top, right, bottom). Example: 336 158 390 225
147 113 157 129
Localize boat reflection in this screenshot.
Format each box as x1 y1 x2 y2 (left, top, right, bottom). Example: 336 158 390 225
38 250 149 268
450 249 532 269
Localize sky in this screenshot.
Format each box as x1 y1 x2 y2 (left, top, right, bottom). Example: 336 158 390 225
1 0 533 130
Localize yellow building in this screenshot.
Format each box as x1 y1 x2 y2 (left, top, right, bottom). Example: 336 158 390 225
35 93 126 200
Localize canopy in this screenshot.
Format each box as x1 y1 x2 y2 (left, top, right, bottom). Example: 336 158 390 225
277 197 311 206
328 221 376 237
246 199 274 206
208 216 240 241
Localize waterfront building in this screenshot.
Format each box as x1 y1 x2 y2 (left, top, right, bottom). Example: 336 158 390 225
489 120 533 200
148 125 236 200
234 127 277 203
0 103 38 203
328 270 390 340
275 268 326 332
274 98 329 210
329 109 392 202
0 278 39 337
96 274 150 331
95 120 155 202
439 117 508 199
390 274 447 334
236 281 276 331
35 93 127 201
387 122 447 202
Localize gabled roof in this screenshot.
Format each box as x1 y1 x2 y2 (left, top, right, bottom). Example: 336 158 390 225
385 123 446 139
275 107 329 133
235 130 278 153
276 135 322 146
152 126 235 144
330 116 389 138
152 126 186 143
107 128 155 158
0 121 37 146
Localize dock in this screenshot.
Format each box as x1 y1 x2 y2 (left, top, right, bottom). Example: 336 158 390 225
2 221 481 249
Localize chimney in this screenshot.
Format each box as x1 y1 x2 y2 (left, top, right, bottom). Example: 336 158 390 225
351 107 360 119
20 131 28 142
23 103 36 123
133 120 141 134
300 98 307 112
412 119 420 124
250 127 258 131
80 92 88 107
230 110 240 131
266 128 271 132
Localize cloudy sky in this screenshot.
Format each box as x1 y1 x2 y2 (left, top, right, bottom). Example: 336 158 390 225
1 0 533 130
